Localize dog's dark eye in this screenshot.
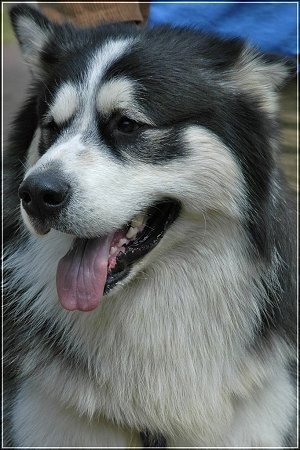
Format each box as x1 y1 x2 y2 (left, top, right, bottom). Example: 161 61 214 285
101 114 144 143
116 117 140 134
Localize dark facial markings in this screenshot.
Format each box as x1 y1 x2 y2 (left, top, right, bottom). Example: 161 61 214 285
115 115 141 134
96 110 144 158
38 117 74 156
97 108 190 163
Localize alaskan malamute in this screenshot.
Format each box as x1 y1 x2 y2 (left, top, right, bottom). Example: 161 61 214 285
4 4 297 447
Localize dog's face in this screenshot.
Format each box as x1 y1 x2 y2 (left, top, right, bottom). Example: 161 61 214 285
10 5 289 311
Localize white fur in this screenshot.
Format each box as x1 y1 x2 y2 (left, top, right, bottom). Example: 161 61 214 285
13 379 142 447
96 77 136 116
96 77 154 124
231 47 289 114
49 83 79 125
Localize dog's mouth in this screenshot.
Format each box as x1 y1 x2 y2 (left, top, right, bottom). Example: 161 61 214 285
56 199 180 311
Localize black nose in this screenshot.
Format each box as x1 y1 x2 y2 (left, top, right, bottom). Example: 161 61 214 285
18 170 71 219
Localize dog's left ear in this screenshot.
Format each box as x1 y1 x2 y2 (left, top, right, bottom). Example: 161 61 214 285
9 4 56 79
233 46 295 114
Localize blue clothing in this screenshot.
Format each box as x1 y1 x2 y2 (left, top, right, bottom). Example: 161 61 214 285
149 3 297 56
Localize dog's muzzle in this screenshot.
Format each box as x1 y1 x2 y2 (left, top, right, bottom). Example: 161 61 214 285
18 168 181 312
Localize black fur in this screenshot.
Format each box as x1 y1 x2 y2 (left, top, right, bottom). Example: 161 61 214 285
140 430 167 447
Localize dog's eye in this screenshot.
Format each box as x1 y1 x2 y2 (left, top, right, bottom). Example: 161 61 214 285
116 117 140 134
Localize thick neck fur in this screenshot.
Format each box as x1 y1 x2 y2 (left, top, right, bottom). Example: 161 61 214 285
5 213 286 444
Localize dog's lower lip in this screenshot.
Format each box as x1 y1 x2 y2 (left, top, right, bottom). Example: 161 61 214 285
31 220 51 235
35 227 50 235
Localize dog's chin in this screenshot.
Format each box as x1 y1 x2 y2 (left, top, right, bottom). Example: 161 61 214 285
23 199 181 311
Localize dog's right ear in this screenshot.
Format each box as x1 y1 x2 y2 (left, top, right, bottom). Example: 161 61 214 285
9 5 55 79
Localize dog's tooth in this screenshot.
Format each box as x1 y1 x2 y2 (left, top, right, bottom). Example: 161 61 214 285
110 246 117 255
117 238 128 247
126 227 138 239
131 213 145 228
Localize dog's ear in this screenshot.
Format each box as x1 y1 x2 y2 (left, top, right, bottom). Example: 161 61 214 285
9 5 55 79
233 46 295 114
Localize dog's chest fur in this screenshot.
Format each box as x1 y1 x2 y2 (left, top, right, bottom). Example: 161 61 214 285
7 216 295 446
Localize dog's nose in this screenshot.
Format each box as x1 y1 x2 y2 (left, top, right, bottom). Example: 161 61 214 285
18 171 71 219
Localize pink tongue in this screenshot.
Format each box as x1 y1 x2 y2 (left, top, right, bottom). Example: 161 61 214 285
56 235 113 311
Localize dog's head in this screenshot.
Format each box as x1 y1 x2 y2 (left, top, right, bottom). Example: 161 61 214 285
10 5 291 311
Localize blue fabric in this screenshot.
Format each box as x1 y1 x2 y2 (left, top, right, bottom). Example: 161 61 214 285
149 3 297 56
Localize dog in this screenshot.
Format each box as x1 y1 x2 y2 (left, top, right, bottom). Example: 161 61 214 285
4 4 297 447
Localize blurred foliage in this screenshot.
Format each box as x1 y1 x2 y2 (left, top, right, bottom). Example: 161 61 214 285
2 6 15 43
